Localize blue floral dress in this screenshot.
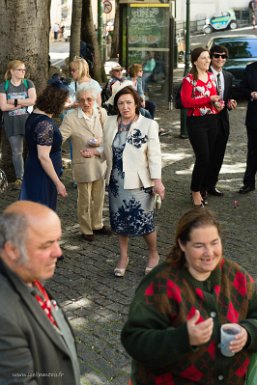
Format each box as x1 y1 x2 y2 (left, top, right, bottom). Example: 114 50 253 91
108 121 155 236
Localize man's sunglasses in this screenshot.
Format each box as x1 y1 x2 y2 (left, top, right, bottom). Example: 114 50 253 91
212 54 228 59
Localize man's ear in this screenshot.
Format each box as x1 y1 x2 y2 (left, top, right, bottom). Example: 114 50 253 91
3 241 21 262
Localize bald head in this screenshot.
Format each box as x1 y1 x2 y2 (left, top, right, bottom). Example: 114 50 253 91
5 200 59 220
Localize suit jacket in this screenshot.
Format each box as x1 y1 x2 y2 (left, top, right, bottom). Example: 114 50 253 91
103 114 162 189
240 61 257 129
60 107 107 182
0 260 80 385
210 68 233 136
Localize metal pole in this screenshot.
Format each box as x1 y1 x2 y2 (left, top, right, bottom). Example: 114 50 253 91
98 0 103 60
180 0 190 139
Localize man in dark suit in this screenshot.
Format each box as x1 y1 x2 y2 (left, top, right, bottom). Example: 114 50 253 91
238 61 257 194
0 201 81 385
205 45 237 199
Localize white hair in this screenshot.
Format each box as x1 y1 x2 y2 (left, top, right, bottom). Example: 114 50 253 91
76 86 98 101
0 212 29 264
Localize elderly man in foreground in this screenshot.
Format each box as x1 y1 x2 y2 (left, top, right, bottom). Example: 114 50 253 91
0 201 81 385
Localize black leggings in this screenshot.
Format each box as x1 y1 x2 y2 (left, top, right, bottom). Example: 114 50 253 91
187 115 219 192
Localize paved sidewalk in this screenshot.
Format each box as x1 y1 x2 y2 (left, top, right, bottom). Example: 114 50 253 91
0 91 256 385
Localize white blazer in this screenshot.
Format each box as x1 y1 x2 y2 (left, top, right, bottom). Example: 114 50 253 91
103 114 162 189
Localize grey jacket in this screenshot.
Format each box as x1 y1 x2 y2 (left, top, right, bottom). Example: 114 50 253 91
0 259 80 385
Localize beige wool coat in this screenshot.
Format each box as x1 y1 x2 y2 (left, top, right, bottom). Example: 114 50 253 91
60 107 107 183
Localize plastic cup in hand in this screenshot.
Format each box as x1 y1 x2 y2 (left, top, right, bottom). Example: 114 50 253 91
220 323 241 357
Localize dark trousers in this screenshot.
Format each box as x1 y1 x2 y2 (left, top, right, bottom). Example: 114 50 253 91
206 119 229 188
243 127 257 188
187 115 218 192
145 100 156 119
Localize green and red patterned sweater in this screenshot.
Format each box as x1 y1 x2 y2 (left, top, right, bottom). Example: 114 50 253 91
121 258 257 385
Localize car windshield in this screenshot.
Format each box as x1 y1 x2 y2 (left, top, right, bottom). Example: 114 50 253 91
220 40 257 59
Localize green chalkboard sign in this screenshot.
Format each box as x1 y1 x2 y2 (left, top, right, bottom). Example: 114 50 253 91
127 5 170 65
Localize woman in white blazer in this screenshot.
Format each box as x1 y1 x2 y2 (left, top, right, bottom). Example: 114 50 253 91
83 84 165 276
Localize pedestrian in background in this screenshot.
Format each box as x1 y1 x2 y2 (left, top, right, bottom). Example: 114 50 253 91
0 60 36 189
238 60 257 194
121 208 257 385
180 47 223 207
127 63 156 119
205 44 237 199
53 22 59 40
102 64 128 116
68 56 102 109
19 79 69 210
0 201 81 385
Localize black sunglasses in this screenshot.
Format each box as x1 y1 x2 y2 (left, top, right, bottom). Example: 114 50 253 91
213 54 228 59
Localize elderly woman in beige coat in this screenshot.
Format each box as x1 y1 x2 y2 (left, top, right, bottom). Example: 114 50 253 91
60 87 111 241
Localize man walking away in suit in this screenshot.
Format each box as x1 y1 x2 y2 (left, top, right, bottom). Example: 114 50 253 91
205 45 237 199
238 61 257 194
0 201 81 385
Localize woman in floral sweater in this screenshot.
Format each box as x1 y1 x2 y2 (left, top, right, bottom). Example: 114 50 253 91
121 208 257 385
180 47 224 207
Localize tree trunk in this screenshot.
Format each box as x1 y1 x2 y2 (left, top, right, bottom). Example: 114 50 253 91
0 0 51 180
110 0 120 59
81 0 106 84
69 0 82 61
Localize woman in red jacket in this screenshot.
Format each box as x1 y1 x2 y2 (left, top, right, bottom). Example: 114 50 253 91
180 47 223 207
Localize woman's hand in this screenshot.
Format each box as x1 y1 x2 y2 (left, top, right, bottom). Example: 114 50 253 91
229 325 248 354
210 95 220 103
153 179 165 200
80 148 99 158
227 99 237 109
187 310 214 346
56 181 68 198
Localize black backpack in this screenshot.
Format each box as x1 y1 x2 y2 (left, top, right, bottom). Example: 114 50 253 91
175 84 184 109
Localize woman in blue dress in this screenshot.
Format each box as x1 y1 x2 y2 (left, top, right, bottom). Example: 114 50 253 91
19 80 69 210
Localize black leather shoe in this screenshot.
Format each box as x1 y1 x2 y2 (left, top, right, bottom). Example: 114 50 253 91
93 226 112 236
208 187 224 197
238 185 255 194
81 234 94 242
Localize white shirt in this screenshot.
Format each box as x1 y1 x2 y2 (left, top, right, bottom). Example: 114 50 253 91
211 66 224 100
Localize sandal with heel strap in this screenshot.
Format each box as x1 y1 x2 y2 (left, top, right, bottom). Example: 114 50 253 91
114 258 129 278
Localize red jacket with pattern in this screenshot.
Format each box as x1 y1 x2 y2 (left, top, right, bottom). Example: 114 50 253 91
121 258 257 385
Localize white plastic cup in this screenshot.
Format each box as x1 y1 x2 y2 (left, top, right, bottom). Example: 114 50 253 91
220 323 241 357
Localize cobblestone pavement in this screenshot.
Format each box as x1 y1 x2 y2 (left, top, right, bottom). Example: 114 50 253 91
0 71 256 384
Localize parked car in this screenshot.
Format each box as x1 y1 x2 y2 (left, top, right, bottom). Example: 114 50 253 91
203 9 237 34
206 34 257 96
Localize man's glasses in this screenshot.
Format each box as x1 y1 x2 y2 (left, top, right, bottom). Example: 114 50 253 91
15 68 26 72
213 54 228 59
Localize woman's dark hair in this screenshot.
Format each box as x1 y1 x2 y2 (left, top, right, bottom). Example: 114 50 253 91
113 86 141 115
166 208 222 268
36 84 69 115
190 47 210 80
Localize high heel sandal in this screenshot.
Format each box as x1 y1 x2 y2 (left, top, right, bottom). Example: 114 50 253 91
114 258 129 278
145 257 159 275
190 193 205 208
200 190 208 206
